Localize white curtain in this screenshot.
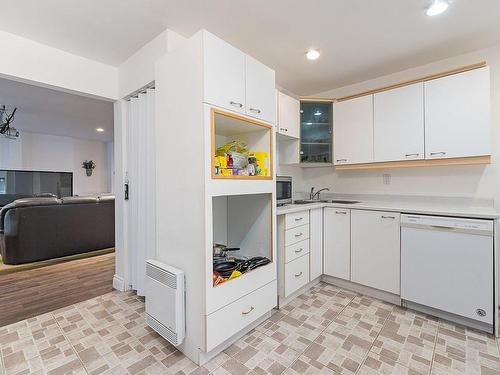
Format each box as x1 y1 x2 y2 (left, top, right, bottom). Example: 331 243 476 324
125 88 156 296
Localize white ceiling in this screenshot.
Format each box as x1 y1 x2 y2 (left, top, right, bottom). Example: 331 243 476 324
0 0 499 95
0 78 114 141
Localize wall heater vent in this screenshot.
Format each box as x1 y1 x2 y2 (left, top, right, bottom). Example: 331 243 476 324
145 259 185 346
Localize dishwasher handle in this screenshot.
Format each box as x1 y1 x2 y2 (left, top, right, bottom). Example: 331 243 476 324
402 222 493 236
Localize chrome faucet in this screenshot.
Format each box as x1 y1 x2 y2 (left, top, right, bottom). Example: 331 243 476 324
310 187 330 200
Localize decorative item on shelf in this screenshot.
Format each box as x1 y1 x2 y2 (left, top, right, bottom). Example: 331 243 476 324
0 105 19 139
82 160 96 177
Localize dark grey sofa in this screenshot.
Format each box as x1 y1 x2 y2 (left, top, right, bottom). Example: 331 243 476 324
0 195 115 264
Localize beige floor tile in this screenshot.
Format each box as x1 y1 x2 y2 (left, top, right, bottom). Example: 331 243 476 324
4 282 500 375
371 306 438 374
357 352 419 375
431 320 500 375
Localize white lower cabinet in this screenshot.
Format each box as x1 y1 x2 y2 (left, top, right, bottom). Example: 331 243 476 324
323 208 351 280
205 280 277 351
284 254 310 297
309 208 323 280
350 210 401 294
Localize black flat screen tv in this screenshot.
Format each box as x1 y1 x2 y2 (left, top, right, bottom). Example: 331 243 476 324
0 169 73 198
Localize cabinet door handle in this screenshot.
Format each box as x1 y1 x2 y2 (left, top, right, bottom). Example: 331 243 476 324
230 101 243 108
335 211 347 215
336 159 347 163
294 217 303 221
294 232 303 237
242 306 254 315
381 215 396 219
430 151 446 156
294 272 303 277
295 248 303 253
405 153 419 157
249 107 262 114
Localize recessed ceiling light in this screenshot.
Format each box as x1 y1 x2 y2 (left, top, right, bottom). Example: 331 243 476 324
306 49 320 60
314 111 322 116
426 0 449 16
96 128 104 133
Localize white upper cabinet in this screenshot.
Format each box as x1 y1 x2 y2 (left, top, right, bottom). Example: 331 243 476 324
245 55 276 124
374 83 424 162
425 67 491 159
333 95 374 164
277 91 300 138
203 32 246 114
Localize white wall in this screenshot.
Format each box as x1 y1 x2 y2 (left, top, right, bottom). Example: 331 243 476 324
118 29 186 98
0 30 118 100
284 44 500 209
0 131 110 195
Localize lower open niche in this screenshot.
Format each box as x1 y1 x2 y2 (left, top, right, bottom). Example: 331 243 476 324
212 193 273 287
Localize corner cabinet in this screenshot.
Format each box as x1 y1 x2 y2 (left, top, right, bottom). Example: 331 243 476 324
300 100 333 164
277 91 300 138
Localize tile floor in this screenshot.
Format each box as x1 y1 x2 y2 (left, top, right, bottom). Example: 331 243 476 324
1 282 500 374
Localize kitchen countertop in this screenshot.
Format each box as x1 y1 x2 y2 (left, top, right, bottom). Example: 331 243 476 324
276 195 499 219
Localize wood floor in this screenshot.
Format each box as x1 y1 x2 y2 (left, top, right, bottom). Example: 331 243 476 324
0 252 115 327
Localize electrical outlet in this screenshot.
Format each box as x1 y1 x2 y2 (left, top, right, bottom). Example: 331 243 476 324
383 174 391 185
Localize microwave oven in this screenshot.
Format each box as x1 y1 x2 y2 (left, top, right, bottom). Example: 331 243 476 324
277 176 292 206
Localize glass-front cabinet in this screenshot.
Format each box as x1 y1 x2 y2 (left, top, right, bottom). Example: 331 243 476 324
300 100 333 164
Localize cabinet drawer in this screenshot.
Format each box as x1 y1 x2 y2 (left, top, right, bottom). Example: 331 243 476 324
285 211 309 229
206 280 277 351
285 239 310 263
285 224 309 246
284 255 310 297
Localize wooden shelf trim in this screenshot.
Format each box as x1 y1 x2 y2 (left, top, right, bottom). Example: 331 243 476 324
300 61 487 103
210 108 274 180
334 155 491 170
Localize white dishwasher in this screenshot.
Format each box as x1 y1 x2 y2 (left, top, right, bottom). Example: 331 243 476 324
401 214 494 327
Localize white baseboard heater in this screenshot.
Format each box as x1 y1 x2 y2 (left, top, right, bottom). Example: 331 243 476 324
145 259 185 346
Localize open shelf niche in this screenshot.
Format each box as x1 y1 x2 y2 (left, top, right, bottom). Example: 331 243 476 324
212 193 273 287
211 109 273 179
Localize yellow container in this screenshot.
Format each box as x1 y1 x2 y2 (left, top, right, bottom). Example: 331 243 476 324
214 155 227 169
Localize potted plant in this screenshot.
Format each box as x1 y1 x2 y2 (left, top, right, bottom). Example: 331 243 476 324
82 160 96 176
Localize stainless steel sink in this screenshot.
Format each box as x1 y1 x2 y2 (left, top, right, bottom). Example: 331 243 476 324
320 199 360 204
294 199 360 205
293 200 320 205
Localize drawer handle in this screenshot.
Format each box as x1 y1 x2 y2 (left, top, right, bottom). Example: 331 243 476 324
294 272 303 278
405 153 419 157
381 215 395 219
430 151 446 156
335 211 347 215
295 248 303 253
249 107 262 114
294 217 303 221
242 306 254 315
230 101 243 108
295 232 303 237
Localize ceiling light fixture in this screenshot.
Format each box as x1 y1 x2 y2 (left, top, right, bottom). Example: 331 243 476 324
306 49 320 60
426 0 449 16
96 128 104 133
314 111 322 116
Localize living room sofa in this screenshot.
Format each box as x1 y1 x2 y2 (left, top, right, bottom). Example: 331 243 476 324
0 195 115 264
